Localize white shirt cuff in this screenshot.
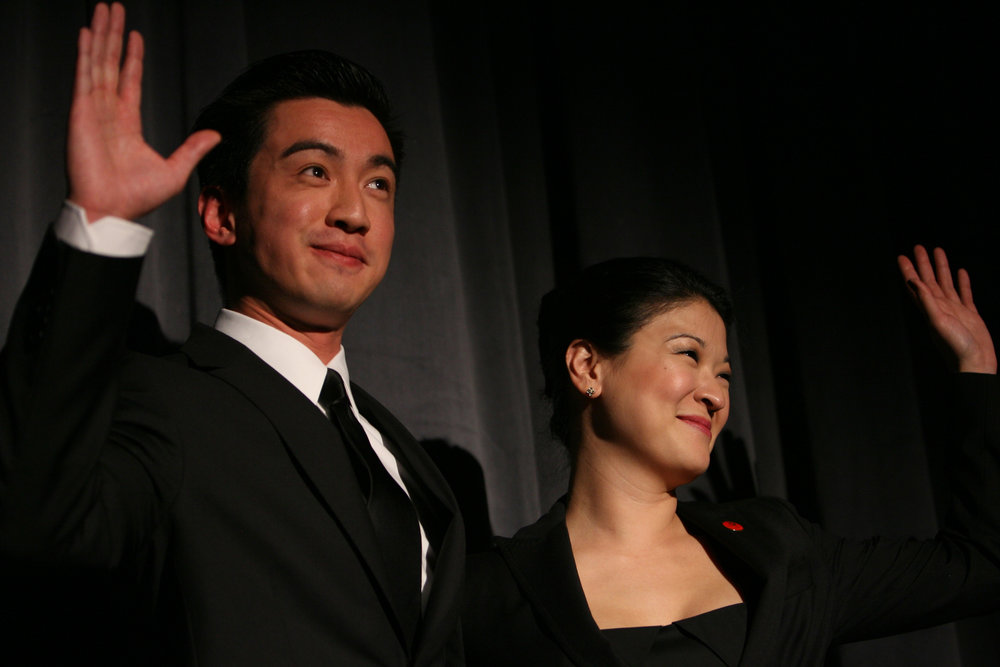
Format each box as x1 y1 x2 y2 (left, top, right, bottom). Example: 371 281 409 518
53 201 154 258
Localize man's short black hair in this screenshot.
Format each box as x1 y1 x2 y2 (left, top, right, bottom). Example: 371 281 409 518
193 49 404 200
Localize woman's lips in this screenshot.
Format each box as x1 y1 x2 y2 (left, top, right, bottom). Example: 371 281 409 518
677 415 712 436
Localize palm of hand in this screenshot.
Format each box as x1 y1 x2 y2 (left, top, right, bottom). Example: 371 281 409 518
899 245 997 374
66 4 219 223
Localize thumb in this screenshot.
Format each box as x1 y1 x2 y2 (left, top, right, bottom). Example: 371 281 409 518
165 129 221 181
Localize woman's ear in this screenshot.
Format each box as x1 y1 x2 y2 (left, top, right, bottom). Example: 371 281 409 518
199 186 237 246
566 339 602 399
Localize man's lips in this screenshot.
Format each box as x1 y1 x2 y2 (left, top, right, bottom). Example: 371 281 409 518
311 242 366 265
677 415 712 436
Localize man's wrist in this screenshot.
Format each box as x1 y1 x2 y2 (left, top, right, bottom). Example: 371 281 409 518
54 200 153 257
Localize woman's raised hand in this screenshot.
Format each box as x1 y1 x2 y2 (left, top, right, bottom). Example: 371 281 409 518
898 245 996 374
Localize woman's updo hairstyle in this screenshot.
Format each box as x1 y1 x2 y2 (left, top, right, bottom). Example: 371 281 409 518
537 256 732 452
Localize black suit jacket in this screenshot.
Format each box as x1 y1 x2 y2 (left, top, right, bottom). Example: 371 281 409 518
462 374 1000 666
0 234 465 665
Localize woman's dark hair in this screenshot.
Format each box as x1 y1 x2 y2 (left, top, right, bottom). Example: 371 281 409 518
190 49 404 294
537 256 733 452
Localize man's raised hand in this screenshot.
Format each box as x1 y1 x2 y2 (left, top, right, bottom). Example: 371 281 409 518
66 3 220 223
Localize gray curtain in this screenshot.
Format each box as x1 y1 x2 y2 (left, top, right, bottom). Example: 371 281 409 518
2 1 998 664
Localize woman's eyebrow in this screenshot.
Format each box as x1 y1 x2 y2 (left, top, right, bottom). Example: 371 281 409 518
667 333 730 363
667 333 705 346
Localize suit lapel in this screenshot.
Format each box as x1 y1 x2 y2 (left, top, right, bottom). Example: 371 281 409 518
496 501 623 667
677 502 784 665
180 325 414 646
413 506 464 665
498 500 789 667
353 384 465 664
354 384 454 545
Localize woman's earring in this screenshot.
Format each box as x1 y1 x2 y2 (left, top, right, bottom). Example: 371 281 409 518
585 386 595 398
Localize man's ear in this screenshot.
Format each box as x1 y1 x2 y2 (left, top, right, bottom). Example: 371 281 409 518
199 186 237 246
566 339 603 399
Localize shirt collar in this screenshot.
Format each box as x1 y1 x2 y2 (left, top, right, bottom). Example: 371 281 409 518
213 308 354 409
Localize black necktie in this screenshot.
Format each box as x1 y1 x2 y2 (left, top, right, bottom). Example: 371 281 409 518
319 369 422 645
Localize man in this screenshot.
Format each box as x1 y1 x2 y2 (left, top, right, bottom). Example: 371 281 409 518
0 3 464 665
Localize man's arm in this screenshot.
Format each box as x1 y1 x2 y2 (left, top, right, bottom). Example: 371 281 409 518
0 2 216 560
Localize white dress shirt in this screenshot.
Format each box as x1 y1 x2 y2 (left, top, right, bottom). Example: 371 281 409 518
53 201 433 594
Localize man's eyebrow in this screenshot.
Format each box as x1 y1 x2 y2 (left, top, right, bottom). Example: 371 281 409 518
280 140 339 159
369 154 399 176
280 140 398 176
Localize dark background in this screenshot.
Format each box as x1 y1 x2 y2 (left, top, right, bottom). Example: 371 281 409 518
1 1 998 664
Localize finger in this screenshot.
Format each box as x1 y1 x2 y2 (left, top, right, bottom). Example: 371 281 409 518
102 3 126 93
897 254 918 280
118 30 144 107
74 27 93 98
897 254 921 295
164 130 222 184
913 245 944 295
957 268 979 312
90 3 111 91
932 247 958 298
900 249 949 320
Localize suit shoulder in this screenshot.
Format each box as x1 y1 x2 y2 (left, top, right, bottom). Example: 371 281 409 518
462 549 526 626
681 495 821 552
686 495 810 523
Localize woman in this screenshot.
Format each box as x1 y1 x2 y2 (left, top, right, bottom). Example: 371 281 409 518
462 246 999 665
